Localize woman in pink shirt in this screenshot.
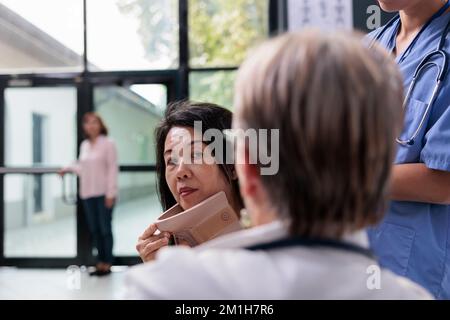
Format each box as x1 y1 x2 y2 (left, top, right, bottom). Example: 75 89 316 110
61 112 118 276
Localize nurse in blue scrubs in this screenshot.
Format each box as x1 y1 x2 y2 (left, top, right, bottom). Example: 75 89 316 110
368 0 450 299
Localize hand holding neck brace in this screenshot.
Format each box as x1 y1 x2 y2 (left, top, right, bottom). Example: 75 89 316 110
155 191 242 247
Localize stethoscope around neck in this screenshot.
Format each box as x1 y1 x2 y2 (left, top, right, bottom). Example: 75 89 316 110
371 2 450 146
246 236 375 260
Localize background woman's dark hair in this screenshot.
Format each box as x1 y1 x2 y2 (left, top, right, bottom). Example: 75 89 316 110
82 112 108 137
155 100 244 211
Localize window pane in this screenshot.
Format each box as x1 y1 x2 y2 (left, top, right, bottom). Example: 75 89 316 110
113 172 161 256
0 0 83 73
4 174 77 257
190 71 236 109
94 85 165 164
189 0 269 68
5 87 77 167
87 0 179 71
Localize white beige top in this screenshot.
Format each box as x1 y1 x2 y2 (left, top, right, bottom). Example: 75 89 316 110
123 220 432 300
68 135 118 199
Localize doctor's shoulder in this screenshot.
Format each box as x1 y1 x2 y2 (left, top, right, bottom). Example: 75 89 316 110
123 246 195 299
363 23 394 49
366 27 382 40
376 268 434 300
122 245 434 300
123 246 270 300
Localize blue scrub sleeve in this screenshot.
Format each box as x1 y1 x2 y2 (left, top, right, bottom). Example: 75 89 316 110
421 105 450 172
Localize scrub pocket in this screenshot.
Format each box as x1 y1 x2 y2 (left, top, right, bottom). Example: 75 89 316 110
372 223 416 276
398 99 429 143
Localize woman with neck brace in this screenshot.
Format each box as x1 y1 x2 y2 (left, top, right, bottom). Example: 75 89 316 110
136 101 244 262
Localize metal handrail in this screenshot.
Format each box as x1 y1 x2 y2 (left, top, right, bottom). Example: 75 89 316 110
0 166 77 205
0 167 61 174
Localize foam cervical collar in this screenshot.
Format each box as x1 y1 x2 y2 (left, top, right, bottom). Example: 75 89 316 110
155 191 242 246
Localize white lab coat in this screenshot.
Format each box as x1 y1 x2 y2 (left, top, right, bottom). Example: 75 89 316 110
124 220 432 300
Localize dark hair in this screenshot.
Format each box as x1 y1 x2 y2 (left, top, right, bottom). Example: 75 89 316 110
82 112 108 137
235 30 404 238
155 100 244 211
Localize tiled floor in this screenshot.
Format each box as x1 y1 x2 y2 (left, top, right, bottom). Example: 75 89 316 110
0 267 129 299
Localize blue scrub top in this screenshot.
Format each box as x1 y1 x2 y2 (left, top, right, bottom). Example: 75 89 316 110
368 13 450 299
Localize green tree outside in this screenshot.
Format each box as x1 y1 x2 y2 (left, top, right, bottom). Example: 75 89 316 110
117 0 268 108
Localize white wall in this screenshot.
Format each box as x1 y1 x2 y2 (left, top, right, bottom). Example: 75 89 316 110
5 87 77 202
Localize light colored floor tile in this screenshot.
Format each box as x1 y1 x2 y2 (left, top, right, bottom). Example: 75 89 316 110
0 267 129 300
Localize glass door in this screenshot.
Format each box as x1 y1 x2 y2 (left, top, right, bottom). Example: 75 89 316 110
1 85 78 263
92 81 169 260
0 74 177 267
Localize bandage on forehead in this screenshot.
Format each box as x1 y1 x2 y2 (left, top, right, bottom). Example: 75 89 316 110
155 191 242 246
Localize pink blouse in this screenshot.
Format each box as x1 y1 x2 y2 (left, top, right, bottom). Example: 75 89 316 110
67 135 118 200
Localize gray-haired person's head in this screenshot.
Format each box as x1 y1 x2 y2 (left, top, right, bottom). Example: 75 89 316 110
234 30 404 238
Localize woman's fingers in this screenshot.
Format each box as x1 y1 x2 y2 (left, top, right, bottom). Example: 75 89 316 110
139 223 158 240
144 237 170 253
136 233 166 251
136 232 171 257
142 237 170 262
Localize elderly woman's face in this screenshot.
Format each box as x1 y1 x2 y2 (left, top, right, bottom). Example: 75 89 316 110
164 126 232 210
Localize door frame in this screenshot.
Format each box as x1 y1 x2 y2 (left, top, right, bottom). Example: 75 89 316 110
0 71 178 268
